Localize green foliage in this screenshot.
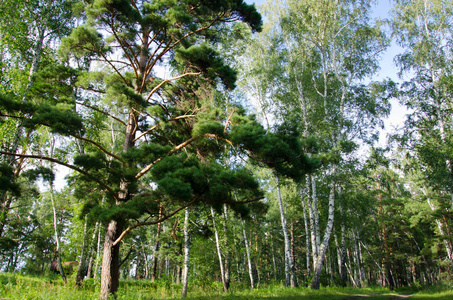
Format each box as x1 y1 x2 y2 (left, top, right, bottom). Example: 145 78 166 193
0 164 20 196
23 166 55 185
176 43 238 89
0 94 83 135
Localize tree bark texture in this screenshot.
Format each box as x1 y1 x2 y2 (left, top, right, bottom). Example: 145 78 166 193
311 180 335 289
241 217 255 289
76 215 89 286
276 174 297 288
181 207 190 298
100 220 123 300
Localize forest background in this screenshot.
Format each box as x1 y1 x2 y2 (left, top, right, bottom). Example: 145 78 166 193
1 0 453 299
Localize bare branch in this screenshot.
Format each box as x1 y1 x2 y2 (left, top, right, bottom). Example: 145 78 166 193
75 101 126 126
112 198 198 246
71 134 124 163
200 196 264 205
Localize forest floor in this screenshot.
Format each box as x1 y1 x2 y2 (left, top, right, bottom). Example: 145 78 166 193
0 273 452 300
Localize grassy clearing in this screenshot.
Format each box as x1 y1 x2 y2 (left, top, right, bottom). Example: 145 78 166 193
0 273 452 299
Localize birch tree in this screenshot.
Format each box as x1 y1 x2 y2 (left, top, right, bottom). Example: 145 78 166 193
391 0 453 266
249 0 390 289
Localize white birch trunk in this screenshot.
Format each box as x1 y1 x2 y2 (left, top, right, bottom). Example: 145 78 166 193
222 205 231 291
50 186 66 283
311 179 336 289
210 206 226 291
276 174 297 288
300 187 311 277
94 221 102 279
241 217 255 289
181 207 190 298
76 214 89 286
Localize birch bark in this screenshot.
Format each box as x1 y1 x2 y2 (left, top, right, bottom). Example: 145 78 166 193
276 174 297 288
181 207 190 298
241 216 255 289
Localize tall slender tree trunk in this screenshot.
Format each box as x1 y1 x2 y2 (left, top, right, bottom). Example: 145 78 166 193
311 179 336 289
50 186 66 283
76 215 89 286
94 221 102 279
306 174 319 267
181 207 190 298
211 206 226 291
241 216 255 289
152 205 163 281
336 201 347 287
222 205 231 291
276 174 297 288
300 187 311 278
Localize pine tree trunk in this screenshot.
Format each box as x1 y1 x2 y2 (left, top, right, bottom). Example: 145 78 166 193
100 220 123 300
100 110 136 299
181 207 190 298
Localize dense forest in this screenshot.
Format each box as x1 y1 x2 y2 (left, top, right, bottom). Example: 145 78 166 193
1 0 452 299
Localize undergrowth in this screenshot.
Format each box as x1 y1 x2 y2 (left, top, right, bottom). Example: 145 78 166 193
0 273 452 299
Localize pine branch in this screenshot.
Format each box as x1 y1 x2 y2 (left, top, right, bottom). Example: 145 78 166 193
145 72 202 102
135 136 198 179
0 150 116 198
133 114 196 143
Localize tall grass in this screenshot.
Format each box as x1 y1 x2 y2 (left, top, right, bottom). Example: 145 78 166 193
1 273 452 299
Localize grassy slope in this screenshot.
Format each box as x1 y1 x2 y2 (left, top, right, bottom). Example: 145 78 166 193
0 273 452 300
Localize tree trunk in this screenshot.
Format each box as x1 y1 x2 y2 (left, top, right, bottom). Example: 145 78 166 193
50 186 66 283
94 221 102 279
336 202 347 287
100 220 123 300
152 206 163 281
276 174 297 288
211 206 227 292
100 110 136 299
241 216 255 289
76 215 89 286
311 180 335 289
306 174 319 267
222 204 231 291
181 207 190 298
300 187 311 278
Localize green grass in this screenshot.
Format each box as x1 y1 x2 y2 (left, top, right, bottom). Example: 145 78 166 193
0 273 452 299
